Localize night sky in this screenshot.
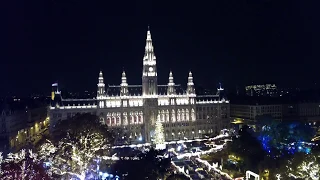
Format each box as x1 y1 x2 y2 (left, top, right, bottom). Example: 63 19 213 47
2 0 320 96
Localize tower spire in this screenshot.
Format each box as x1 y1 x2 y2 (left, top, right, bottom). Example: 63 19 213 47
142 26 158 96
167 71 176 95
144 27 156 61
121 71 129 96
97 71 105 98
187 71 195 95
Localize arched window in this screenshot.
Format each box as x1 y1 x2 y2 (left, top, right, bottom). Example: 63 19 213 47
139 111 143 124
166 110 169 122
177 109 181 121
134 115 138 124
106 117 111 125
171 109 176 122
130 115 134 124
123 112 128 125
99 117 105 125
112 116 116 126
186 109 189 121
116 116 120 125
191 108 196 121
181 109 185 121
161 110 165 122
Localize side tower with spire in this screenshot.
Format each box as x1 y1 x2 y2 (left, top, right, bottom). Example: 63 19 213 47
167 71 176 95
187 71 195 95
97 71 106 108
120 71 129 96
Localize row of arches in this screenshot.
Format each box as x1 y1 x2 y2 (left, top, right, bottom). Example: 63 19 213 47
101 111 144 126
157 109 196 122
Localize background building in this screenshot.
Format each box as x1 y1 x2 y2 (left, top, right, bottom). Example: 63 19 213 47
0 99 49 155
230 104 282 122
245 84 277 97
230 93 320 130
49 29 231 143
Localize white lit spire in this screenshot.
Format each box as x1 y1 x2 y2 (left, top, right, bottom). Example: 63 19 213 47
188 71 194 86
218 82 224 91
121 71 128 86
217 82 224 96
167 71 176 95
187 71 195 95
98 71 104 84
97 71 105 98
168 71 174 85
143 27 156 63
121 71 129 96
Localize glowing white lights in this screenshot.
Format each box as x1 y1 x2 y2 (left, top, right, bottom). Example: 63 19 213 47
246 171 260 180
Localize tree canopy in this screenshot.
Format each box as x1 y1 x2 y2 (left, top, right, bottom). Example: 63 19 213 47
1 150 50 180
52 113 114 145
38 113 114 180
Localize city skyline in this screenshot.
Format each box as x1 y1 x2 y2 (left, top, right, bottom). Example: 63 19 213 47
2 0 320 96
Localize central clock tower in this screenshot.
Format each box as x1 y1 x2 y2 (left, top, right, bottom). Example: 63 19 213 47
142 28 158 96
142 27 159 143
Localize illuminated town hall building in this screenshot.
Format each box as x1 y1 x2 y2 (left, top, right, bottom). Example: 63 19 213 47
50 29 231 143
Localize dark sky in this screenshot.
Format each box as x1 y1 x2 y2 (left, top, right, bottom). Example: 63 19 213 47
2 0 320 96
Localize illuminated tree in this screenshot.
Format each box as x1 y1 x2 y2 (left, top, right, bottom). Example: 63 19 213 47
38 113 114 180
286 152 320 180
1 149 50 179
154 120 166 150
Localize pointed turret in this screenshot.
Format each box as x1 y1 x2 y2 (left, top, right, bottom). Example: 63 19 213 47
167 71 176 95
97 71 105 98
121 71 129 96
142 27 158 96
144 28 155 59
187 71 195 95
217 82 225 98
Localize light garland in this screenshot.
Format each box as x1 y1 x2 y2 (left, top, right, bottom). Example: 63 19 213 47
37 130 111 180
0 131 231 179
287 153 320 180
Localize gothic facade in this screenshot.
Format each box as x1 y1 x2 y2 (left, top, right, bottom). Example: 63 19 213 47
49 29 231 143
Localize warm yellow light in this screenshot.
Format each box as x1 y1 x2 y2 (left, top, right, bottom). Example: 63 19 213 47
51 91 55 100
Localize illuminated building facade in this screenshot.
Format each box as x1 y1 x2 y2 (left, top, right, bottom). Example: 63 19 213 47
0 103 49 154
245 84 277 97
50 29 230 143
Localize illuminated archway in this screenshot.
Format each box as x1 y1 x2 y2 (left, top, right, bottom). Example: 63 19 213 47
246 171 259 180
